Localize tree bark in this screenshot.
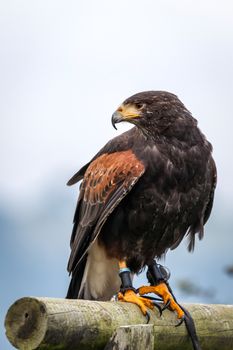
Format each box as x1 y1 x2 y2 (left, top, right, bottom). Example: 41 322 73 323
4 297 233 350
104 324 154 350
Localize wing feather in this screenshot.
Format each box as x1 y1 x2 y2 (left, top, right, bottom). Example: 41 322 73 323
67 149 145 274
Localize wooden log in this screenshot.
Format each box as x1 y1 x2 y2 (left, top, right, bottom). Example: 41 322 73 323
104 324 155 350
4 297 233 350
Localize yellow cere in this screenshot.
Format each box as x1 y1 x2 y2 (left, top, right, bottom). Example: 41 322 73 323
117 103 141 119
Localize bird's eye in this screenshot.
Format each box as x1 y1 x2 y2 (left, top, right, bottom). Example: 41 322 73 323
135 103 144 110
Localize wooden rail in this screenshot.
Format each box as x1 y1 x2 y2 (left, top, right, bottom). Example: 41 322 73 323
4 297 233 349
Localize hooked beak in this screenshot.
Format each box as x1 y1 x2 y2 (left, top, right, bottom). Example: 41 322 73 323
111 111 123 130
111 104 141 130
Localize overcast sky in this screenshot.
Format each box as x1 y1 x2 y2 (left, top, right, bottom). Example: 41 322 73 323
1 2 233 348
0 0 233 204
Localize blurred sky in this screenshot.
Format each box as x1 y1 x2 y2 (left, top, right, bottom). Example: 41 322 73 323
1 1 233 349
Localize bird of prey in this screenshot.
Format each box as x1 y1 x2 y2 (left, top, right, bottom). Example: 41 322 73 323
66 91 216 328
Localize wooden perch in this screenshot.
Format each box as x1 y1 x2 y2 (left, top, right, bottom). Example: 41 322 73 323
5 297 233 350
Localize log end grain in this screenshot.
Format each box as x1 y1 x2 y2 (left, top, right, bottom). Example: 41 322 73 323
5 297 48 349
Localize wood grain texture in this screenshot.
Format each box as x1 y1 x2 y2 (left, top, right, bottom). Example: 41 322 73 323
5 298 233 350
104 325 154 350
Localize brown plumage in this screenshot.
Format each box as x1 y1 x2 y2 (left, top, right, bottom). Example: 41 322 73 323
66 91 217 300
67 150 145 274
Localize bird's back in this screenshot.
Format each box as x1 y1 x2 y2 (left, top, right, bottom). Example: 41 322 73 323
99 124 216 270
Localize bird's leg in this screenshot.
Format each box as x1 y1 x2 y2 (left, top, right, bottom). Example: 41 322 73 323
138 260 185 320
117 261 157 321
138 261 202 350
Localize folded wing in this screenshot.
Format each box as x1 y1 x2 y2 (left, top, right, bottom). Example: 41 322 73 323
67 150 145 275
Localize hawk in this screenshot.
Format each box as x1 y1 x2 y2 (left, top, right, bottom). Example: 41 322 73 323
66 91 216 333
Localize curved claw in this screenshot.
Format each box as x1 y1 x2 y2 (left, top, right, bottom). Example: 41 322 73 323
137 283 185 320
140 295 163 302
151 301 162 316
161 299 171 311
175 315 185 327
145 311 150 324
138 294 163 316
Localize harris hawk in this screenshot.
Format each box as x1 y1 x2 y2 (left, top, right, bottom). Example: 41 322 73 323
66 91 216 345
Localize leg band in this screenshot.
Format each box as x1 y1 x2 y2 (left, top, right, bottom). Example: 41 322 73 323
119 268 133 289
147 260 171 285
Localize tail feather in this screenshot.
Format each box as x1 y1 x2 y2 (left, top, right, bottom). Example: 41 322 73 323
66 257 87 299
66 241 121 300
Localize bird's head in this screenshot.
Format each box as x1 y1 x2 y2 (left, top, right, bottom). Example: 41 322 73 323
112 91 193 136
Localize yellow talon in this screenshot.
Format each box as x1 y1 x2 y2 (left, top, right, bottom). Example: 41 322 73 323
118 289 154 316
138 283 184 319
